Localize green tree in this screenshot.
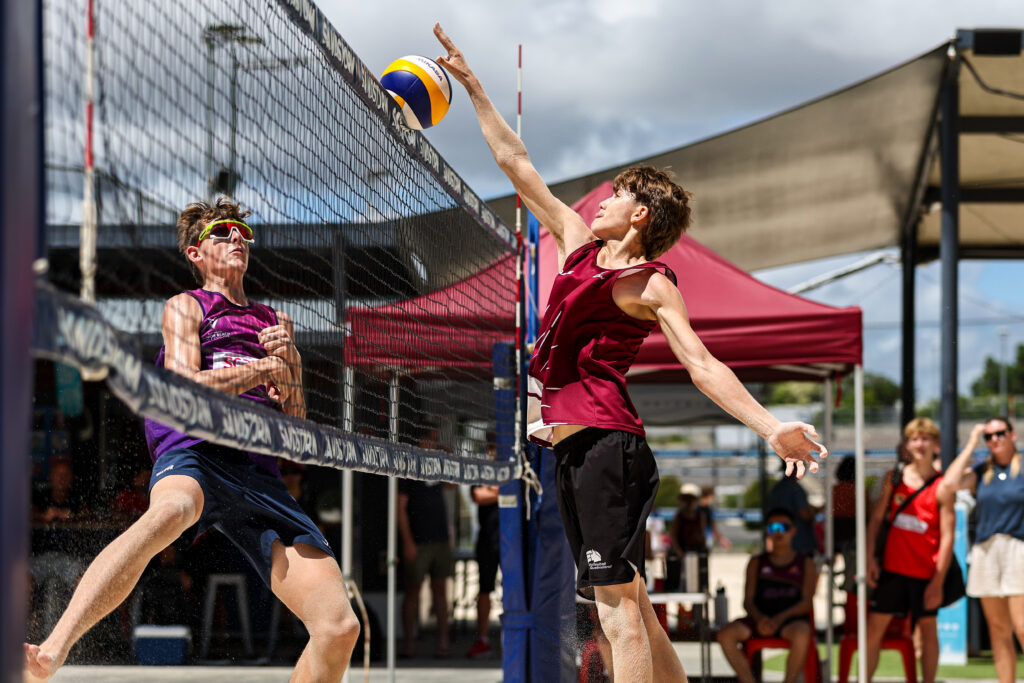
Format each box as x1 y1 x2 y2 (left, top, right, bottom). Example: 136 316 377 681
971 343 1024 398
654 474 681 509
767 381 821 405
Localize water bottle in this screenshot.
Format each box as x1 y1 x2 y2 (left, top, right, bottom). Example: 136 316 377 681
714 582 728 627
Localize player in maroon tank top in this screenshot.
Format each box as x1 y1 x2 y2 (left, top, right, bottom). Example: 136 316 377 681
24 199 359 682
437 24 829 683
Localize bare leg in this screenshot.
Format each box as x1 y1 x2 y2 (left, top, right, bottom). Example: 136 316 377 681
916 616 938 683
594 574 652 683
475 592 491 639
23 475 203 682
716 620 756 683
982 597 1018 683
637 579 687 682
864 611 893 682
270 541 359 683
401 581 420 656
1008 595 1024 676
779 620 812 683
429 577 449 655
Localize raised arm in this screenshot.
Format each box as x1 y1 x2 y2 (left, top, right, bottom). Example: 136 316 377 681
940 423 982 495
633 272 826 477
161 293 291 396
433 23 593 263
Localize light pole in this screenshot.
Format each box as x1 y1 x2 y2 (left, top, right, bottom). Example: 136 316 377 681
999 327 1009 416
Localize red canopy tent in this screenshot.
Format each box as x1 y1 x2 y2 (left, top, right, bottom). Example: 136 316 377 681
344 181 862 383
538 182 863 383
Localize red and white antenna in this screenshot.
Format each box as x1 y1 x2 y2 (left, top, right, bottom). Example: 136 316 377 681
81 0 97 305
513 43 524 463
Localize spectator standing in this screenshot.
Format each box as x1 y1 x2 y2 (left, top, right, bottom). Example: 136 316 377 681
467 483 499 658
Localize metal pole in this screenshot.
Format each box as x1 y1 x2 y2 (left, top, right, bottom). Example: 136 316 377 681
999 328 1009 416
80 0 96 305
387 372 400 683
229 48 237 195
342 366 355 578
854 365 867 683
1 0 41 677
823 377 835 681
341 366 355 683
205 37 214 201
939 50 960 469
901 219 917 429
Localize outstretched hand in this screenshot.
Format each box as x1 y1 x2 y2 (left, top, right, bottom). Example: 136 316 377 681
433 23 474 87
767 422 827 478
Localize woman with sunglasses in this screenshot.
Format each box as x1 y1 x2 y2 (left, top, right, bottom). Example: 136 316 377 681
944 417 1024 683
24 198 359 683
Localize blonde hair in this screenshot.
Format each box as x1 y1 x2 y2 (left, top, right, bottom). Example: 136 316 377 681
903 417 940 441
981 417 1021 484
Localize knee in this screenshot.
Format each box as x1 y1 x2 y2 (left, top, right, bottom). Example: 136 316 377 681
144 494 198 531
598 607 644 646
315 611 361 652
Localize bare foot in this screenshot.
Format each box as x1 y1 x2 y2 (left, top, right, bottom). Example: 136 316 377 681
23 643 61 682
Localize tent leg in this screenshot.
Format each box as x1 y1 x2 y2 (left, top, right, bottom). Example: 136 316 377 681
823 377 835 681
386 372 400 683
854 365 867 683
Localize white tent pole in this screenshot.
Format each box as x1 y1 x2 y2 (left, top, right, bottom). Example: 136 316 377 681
341 367 355 683
854 365 867 683
823 377 835 681
387 372 400 683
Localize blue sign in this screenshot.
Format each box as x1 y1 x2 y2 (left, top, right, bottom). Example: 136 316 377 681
938 502 969 665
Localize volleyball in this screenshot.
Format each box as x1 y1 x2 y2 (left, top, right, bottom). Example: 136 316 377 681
380 55 452 130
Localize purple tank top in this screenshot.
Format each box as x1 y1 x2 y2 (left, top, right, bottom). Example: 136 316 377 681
144 289 281 475
527 240 676 447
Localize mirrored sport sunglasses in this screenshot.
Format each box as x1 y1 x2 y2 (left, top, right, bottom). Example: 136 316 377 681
196 219 254 245
765 521 792 535
983 429 1008 442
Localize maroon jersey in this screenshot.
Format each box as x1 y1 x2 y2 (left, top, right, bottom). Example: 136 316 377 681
527 240 676 447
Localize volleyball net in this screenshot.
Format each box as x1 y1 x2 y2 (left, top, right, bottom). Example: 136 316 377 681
36 0 518 485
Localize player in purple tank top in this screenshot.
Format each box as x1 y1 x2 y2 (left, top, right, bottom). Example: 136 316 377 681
437 24 828 682
25 199 359 682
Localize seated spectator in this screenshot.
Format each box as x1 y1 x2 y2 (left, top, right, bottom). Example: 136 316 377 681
717 508 818 683
134 544 197 630
768 465 819 555
32 456 88 525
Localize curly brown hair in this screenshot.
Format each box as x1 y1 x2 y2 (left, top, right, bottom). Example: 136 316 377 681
612 166 692 259
176 197 251 285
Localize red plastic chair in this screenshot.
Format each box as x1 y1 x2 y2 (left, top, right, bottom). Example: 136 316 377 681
577 636 604 683
742 605 822 683
838 592 916 683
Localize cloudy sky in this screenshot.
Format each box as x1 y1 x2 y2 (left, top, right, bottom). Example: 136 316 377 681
321 0 1024 403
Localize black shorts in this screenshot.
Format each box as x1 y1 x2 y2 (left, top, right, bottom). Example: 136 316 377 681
870 570 938 619
476 530 500 594
553 428 659 596
150 443 335 588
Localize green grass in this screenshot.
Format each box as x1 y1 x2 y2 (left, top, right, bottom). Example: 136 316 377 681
761 644 1021 679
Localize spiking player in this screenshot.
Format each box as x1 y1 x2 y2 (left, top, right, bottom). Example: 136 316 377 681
434 24 827 682
25 199 358 683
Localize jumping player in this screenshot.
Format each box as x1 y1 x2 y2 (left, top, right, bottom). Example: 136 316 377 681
24 199 359 682
434 24 827 682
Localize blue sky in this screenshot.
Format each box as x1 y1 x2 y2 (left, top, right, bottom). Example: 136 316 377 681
321 0 1024 402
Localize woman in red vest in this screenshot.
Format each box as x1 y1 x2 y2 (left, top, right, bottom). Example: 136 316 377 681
865 417 956 683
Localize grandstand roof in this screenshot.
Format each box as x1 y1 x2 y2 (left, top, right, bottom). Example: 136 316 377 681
486 30 1024 271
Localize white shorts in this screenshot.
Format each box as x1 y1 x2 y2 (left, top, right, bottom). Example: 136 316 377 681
966 533 1024 598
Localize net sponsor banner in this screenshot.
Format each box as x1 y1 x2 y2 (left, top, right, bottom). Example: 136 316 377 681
274 0 514 250
32 283 514 486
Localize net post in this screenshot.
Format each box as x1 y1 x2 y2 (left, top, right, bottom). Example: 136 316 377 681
1 0 40 677
341 366 355 579
386 371 400 683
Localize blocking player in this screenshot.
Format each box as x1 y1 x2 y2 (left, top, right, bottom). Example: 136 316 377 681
434 24 826 682
24 199 359 683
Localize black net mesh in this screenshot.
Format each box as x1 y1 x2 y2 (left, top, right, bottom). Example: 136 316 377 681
41 0 516 468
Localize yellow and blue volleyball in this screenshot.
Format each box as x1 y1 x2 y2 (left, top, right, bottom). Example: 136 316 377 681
380 55 452 130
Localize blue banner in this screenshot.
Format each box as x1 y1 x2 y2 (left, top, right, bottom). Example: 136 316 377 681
938 501 969 665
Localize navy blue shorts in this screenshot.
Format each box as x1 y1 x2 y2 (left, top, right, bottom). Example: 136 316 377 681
150 443 334 588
